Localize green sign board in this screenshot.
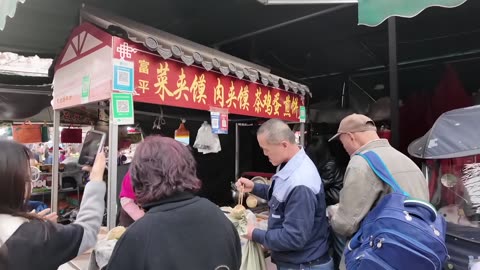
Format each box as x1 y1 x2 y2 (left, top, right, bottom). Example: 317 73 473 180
81 75 90 104
112 93 134 125
299 106 306 123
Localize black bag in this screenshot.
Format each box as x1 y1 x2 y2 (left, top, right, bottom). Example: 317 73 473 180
445 222 480 270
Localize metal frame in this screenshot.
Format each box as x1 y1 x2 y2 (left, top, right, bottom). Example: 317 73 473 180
301 48 480 80
300 122 306 146
249 0 401 149
257 0 357 4
388 17 399 149
235 123 240 179
51 110 60 213
52 101 304 230
51 6 311 228
107 104 118 230
213 4 351 47
51 101 119 230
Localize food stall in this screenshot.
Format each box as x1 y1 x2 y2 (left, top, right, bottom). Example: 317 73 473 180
51 6 311 232
408 105 480 270
0 112 98 225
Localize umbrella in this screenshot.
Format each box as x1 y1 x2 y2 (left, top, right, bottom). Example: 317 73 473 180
408 105 480 159
358 0 468 26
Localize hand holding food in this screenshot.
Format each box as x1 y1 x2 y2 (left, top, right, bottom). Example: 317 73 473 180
230 184 246 219
235 177 254 193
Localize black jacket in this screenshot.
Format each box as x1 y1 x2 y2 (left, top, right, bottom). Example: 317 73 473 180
306 138 344 206
319 160 344 206
107 192 241 270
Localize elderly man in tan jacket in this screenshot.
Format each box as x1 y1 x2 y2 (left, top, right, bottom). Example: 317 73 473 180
327 114 429 269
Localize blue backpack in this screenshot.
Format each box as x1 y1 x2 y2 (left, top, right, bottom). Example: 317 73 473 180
344 151 448 270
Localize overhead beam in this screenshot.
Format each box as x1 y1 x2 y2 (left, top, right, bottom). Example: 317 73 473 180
0 87 51 96
258 0 357 3
0 45 56 59
85 104 258 123
301 48 480 80
213 4 352 47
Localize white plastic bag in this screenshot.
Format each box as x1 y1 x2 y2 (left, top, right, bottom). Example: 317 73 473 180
87 239 117 270
193 121 221 154
224 208 267 270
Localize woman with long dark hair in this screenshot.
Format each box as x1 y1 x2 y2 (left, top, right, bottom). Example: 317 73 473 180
107 136 241 270
0 140 106 270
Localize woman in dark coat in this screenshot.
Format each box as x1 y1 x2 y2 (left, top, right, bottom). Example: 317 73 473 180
306 135 346 270
107 136 241 270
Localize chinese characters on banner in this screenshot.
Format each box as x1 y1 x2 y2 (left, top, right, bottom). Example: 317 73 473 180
113 38 304 122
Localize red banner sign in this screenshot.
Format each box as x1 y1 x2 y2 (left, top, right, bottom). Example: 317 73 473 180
112 38 304 122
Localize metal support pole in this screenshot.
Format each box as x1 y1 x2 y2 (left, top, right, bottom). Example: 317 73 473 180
422 162 429 184
107 103 119 230
51 110 61 213
235 123 240 179
300 123 306 147
340 81 347 108
388 17 399 149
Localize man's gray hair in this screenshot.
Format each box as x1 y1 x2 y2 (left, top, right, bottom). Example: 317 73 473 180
257 119 296 144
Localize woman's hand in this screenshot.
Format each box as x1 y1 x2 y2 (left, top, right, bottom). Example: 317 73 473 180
31 208 58 223
82 151 106 181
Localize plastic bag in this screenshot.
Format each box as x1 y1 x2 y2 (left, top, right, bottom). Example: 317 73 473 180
224 208 267 270
87 239 117 270
193 121 221 154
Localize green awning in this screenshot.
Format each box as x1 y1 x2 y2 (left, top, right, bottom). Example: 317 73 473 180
358 0 468 26
0 0 25 31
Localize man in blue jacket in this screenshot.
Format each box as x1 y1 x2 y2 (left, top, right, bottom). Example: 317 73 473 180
237 119 332 270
